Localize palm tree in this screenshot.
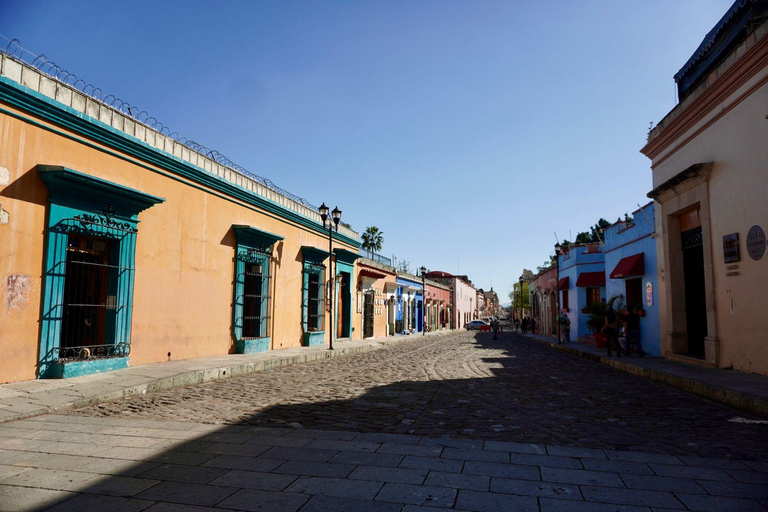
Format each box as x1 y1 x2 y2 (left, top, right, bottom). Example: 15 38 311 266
361 226 384 257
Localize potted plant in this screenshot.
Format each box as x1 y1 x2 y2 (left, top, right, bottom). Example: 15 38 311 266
583 295 624 348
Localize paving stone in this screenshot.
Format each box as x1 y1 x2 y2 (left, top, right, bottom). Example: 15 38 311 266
0 464 32 480
134 481 238 506
201 455 284 473
375 482 457 508
356 433 422 445
285 429 358 441
84 474 163 497
304 439 381 453
724 469 768 484
246 435 314 448
400 455 463 473
0 467 97 491
216 488 308 512
490 477 582 501
604 451 682 465
676 456 752 470
199 443 271 458
74 458 161 477
0 484 76 511
483 441 546 454
300 495 402 512
143 503 220 512
674 492 767 512
377 443 443 457
620 473 706 494
273 461 356 478
259 446 337 463
462 460 540 481
546 446 607 459
580 486 684 509
349 465 427 484
696 479 768 499
147 451 216 467
285 476 383 500
424 471 489 491
196 432 255 445
208 469 297 491
582 458 654 475
44 493 155 512
136 464 228 484
648 463 734 481
539 497 652 512
454 489 539 512
420 438 484 450
0 449 39 465
510 453 583 469
331 451 403 467
441 447 509 463
400 507 456 512
742 460 768 472
13 453 103 471
542 467 624 487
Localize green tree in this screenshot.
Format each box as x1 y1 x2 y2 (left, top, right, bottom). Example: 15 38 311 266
361 226 384 256
508 281 530 311
396 260 411 274
574 218 611 244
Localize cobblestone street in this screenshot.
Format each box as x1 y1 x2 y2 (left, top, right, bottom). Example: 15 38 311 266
70 331 768 461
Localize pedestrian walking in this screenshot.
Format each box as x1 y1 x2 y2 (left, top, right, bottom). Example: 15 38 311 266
492 318 500 340
560 314 571 344
530 317 537 334
521 317 528 334
622 306 645 357
514 318 520 332
603 306 621 357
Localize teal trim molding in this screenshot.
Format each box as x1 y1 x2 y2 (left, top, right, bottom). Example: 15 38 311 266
37 166 164 379
333 248 359 339
52 357 129 379
0 77 359 248
303 331 325 347
232 225 283 352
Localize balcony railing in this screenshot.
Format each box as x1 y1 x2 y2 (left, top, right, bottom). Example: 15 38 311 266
359 249 392 266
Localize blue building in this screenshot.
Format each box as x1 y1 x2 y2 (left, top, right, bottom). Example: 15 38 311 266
395 273 424 335
558 244 605 341
603 203 660 356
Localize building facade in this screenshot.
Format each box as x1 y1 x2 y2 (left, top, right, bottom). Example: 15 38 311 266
357 259 398 339
603 204 661 356
642 0 768 374
396 272 424 335
0 52 360 383
425 271 476 329
557 244 605 341
530 266 558 338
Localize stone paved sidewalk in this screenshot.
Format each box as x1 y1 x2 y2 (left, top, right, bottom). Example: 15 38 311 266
0 415 766 511
521 331 768 418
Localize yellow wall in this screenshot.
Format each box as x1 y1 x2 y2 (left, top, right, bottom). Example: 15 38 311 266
0 102 358 383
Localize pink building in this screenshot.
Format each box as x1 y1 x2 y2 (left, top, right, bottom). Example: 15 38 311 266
425 271 477 329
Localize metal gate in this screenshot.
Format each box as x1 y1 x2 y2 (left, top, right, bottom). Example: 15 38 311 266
363 290 374 338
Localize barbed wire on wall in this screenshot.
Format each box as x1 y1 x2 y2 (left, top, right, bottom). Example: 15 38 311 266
0 35 321 212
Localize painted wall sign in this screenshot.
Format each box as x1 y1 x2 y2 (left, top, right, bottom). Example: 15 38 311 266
646 281 653 307
722 233 740 263
747 225 766 260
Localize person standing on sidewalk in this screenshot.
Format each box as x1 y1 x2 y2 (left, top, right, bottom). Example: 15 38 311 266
492 318 500 340
622 306 645 357
603 306 621 357
559 313 570 344
530 317 537 334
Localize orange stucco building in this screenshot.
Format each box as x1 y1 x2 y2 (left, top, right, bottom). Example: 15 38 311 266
0 52 359 383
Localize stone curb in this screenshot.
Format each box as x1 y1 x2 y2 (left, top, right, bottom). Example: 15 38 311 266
523 334 768 419
0 330 455 424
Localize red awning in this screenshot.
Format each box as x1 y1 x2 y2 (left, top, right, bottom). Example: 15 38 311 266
558 277 569 290
359 268 388 279
575 271 606 287
610 253 645 279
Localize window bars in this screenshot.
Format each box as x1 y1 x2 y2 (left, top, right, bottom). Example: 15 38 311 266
53 216 136 362
242 260 271 339
305 264 326 332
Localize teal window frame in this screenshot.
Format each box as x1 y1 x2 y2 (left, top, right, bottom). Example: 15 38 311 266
301 246 329 346
37 165 164 378
232 225 283 354
333 248 361 339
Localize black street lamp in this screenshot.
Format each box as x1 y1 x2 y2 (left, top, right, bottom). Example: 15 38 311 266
420 266 427 336
554 242 562 343
319 203 342 350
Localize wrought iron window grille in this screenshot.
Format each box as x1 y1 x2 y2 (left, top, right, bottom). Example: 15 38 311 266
53 342 130 363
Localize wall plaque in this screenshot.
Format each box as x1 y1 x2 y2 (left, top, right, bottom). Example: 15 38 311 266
722 233 740 263
747 225 766 260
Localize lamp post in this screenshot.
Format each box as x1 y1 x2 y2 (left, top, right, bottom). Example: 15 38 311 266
554 243 562 343
319 203 341 351
420 266 427 336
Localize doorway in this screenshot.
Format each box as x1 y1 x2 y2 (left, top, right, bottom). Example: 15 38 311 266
363 290 374 338
681 226 707 357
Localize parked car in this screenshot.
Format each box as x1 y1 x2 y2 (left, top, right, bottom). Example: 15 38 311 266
466 320 491 331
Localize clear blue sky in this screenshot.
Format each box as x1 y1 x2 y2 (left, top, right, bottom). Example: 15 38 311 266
2 0 733 302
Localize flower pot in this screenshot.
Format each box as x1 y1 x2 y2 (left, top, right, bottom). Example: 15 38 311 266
593 331 606 348
638 309 646 317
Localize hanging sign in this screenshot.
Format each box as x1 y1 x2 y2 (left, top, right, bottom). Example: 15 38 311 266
722 233 740 263
646 282 653 307
747 225 766 260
